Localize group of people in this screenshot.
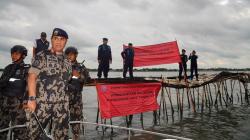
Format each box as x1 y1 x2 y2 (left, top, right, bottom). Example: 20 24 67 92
0 27 136 140
97 38 135 79
178 49 199 81
0 27 198 139
0 28 90 140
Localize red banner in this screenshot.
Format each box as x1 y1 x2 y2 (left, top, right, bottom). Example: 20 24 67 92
127 41 181 67
96 82 161 119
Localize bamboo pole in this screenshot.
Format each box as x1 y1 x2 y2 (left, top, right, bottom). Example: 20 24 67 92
165 87 174 116
208 84 214 106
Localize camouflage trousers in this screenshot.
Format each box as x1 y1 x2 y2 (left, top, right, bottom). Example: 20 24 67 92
27 100 69 140
0 96 28 140
69 92 83 136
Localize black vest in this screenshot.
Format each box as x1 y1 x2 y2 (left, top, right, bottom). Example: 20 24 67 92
35 39 49 55
2 63 30 97
68 62 84 93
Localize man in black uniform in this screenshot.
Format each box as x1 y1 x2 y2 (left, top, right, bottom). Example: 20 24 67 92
189 50 198 80
97 38 112 79
121 43 134 78
33 32 50 57
0 45 30 140
65 46 90 140
178 49 188 81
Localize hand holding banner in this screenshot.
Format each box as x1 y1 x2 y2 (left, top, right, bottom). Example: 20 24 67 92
124 41 181 67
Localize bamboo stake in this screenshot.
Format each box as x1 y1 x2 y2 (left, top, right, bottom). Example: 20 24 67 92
165 87 174 116
239 80 243 104
186 88 190 109
208 84 214 106
189 88 196 112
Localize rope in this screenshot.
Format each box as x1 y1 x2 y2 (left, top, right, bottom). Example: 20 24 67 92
70 121 192 140
0 125 27 133
0 121 192 140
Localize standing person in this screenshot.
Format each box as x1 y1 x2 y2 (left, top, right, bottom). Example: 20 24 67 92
65 46 90 140
33 32 50 57
97 38 112 79
178 49 188 81
26 28 72 140
189 50 198 81
0 45 29 140
121 43 134 78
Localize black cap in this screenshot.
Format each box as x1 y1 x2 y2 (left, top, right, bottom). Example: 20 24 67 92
52 28 68 39
41 32 47 37
11 45 28 56
65 46 78 55
128 43 133 46
182 49 186 52
103 38 108 41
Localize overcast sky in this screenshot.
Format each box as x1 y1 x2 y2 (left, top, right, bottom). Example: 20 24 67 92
0 0 249 69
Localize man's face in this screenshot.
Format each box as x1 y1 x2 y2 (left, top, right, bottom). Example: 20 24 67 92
41 35 46 41
103 40 108 45
11 52 23 63
51 36 67 53
67 52 77 62
182 50 186 54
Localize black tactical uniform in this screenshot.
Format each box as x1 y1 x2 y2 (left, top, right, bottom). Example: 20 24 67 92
121 44 134 78
189 53 198 80
179 53 188 81
97 42 112 78
34 32 49 56
0 45 29 140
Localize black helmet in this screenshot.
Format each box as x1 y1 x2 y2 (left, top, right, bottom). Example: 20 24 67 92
65 46 78 55
11 45 28 56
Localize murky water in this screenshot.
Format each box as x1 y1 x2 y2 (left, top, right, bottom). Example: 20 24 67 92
81 71 250 140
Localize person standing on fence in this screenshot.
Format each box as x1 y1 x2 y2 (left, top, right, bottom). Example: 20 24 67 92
178 49 188 81
0 45 30 140
26 28 72 139
189 50 198 81
33 32 50 57
97 38 112 79
121 43 134 78
65 46 90 140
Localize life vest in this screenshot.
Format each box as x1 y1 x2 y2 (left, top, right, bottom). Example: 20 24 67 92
2 63 30 97
35 39 49 55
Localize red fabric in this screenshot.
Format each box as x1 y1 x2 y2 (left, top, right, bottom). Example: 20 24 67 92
126 41 181 67
96 82 161 119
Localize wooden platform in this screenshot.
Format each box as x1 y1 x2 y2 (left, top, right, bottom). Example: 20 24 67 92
86 71 250 89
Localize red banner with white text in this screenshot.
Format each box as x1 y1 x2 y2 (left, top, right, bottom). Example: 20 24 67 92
96 82 161 119
125 41 181 67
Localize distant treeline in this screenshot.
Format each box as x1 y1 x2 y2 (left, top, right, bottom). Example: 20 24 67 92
1 68 250 72
88 68 250 72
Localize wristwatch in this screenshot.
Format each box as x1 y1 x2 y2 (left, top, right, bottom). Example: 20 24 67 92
28 96 36 101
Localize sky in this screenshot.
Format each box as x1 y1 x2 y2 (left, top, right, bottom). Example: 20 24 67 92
0 0 249 69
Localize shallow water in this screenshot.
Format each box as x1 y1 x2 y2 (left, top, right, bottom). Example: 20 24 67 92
80 71 250 140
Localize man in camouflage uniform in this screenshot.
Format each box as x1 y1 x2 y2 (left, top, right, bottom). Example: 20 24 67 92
65 46 90 140
26 28 72 140
0 45 29 140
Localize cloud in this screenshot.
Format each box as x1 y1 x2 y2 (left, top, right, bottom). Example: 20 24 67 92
0 0 249 69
